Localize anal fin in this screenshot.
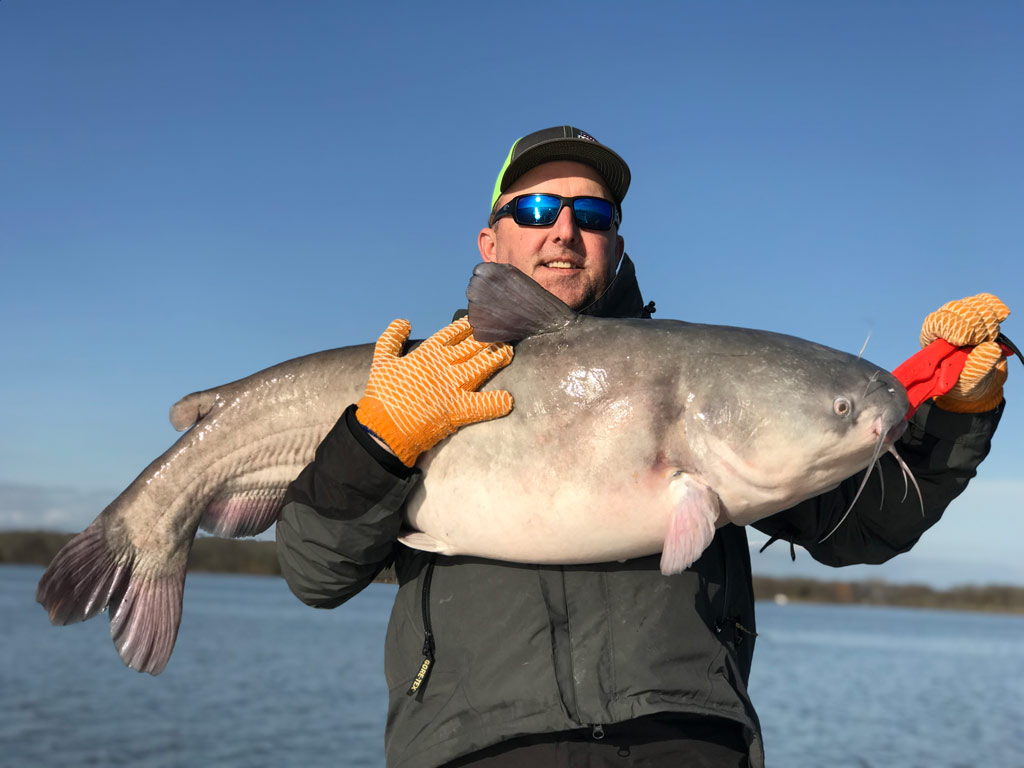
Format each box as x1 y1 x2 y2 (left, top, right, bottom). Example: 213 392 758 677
199 467 296 538
200 487 286 538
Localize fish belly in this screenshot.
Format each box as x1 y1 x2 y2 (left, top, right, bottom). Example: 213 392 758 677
407 391 675 564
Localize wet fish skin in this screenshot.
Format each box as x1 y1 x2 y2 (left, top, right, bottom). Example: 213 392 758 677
37 345 376 673
407 312 908 566
36 265 909 674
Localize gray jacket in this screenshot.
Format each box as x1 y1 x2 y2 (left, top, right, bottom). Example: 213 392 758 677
276 258 1002 767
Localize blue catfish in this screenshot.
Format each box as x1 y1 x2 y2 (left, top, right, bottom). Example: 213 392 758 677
37 264 910 674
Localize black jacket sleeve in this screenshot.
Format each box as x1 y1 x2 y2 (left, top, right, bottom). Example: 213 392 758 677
752 399 1003 566
276 404 421 608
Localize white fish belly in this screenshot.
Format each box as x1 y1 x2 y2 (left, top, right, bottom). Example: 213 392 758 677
406 402 675 564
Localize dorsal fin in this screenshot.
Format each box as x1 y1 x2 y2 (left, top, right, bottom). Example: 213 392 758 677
169 390 218 431
467 263 578 343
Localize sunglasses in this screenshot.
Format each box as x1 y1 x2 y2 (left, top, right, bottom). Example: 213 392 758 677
490 194 619 231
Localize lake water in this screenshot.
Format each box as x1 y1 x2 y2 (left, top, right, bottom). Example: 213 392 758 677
3 565 1023 767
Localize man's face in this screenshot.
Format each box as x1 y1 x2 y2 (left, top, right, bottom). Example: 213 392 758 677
478 161 625 311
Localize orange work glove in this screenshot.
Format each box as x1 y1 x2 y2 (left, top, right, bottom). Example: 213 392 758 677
356 317 514 466
920 293 1010 413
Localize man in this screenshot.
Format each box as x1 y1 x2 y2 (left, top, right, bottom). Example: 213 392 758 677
276 127 1006 767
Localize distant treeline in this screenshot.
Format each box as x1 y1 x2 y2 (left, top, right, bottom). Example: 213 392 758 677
751 576 1024 614
2 529 286 576
5 530 1021 612
0 530 391 581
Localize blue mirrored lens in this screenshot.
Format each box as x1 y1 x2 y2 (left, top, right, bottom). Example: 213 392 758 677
516 195 562 225
572 198 613 230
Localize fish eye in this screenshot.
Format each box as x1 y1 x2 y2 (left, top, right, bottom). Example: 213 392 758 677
833 397 852 417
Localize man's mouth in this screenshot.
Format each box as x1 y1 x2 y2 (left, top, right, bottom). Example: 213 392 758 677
540 260 582 270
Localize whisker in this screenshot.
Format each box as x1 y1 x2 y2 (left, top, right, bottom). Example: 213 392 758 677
857 330 872 361
819 431 888 543
887 445 924 516
876 458 885 509
862 370 880 401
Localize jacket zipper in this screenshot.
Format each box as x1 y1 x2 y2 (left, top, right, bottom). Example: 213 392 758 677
715 532 757 645
715 532 730 635
406 555 436 700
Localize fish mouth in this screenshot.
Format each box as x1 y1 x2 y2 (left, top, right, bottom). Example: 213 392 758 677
817 410 919 545
871 413 908 447
882 419 907 445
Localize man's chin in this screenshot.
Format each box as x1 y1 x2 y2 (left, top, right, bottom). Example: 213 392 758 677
532 270 594 309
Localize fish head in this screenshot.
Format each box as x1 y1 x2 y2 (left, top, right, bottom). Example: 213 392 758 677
679 329 910 522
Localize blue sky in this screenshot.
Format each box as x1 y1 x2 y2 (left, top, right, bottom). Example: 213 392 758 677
2 2 1021 587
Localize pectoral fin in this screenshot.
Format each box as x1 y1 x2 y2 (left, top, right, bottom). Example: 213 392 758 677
660 475 721 575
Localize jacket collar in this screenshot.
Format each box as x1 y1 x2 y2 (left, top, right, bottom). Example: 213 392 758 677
579 254 654 319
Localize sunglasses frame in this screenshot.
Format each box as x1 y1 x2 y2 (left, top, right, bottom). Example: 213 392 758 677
490 193 620 231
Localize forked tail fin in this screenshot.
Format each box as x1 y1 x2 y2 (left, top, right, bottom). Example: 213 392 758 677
36 520 186 675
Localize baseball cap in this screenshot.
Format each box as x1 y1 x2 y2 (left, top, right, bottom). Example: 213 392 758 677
490 126 631 218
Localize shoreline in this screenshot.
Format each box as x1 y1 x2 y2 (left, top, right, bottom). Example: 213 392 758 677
6 530 1023 614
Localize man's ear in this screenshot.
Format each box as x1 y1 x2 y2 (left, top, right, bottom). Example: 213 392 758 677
478 227 498 262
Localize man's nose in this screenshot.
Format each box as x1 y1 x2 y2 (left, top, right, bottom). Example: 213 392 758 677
550 204 580 241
